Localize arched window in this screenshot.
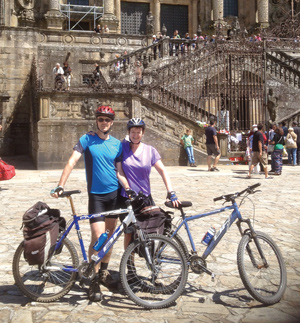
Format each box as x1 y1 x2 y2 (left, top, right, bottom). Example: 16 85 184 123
224 0 238 17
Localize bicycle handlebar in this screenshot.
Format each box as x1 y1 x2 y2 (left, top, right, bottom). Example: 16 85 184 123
213 183 261 202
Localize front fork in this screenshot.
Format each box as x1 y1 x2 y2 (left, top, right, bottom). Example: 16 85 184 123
135 227 156 272
236 219 269 268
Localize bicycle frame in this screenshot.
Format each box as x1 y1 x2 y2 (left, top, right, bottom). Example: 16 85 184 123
171 201 243 260
47 205 136 273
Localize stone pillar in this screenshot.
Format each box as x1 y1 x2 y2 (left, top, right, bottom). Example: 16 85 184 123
0 0 5 26
212 0 223 21
257 0 269 28
115 0 121 33
45 0 65 30
154 0 160 33
100 0 119 33
192 0 198 35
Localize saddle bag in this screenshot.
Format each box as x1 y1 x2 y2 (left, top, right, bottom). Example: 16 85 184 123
135 206 172 235
22 201 65 265
134 206 172 257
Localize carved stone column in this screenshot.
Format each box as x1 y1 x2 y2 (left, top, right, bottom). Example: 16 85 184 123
45 0 65 30
257 0 269 28
0 0 5 26
99 0 119 33
115 0 121 33
154 0 160 33
192 0 198 35
212 0 223 21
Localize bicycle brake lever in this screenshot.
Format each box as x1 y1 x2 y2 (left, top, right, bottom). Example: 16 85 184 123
252 189 262 194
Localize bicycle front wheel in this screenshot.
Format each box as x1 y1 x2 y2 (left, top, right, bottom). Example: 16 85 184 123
13 238 79 302
120 234 188 309
237 231 287 305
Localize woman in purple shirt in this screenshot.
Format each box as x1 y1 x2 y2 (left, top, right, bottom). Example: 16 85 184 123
120 118 180 247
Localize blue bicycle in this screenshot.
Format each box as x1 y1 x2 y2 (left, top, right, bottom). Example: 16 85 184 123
165 183 287 305
13 190 188 309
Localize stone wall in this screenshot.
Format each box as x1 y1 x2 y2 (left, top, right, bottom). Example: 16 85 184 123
36 91 207 169
0 26 146 158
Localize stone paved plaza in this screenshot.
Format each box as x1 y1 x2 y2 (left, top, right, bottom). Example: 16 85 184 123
0 158 299 323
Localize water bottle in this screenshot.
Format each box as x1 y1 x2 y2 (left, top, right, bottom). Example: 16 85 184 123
93 230 109 252
201 227 216 246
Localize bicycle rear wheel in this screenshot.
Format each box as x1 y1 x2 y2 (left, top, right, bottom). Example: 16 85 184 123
120 234 188 309
13 238 79 302
237 231 287 305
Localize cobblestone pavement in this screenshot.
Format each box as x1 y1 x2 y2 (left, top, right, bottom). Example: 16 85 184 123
0 158 300 323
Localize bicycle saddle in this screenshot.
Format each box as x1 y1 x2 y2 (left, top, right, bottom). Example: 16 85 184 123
165 201 192 209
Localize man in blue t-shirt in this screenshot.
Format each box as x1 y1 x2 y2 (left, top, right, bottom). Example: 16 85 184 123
51 106 130 296
205 119 221 171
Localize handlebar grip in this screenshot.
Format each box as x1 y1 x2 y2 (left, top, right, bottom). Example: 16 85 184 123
250 183 261 190
213 195 224 202
59 190 81 198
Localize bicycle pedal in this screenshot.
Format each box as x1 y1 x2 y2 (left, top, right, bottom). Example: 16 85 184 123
79 277 90 288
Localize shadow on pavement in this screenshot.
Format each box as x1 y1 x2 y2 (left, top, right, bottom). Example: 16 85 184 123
1 155 35 170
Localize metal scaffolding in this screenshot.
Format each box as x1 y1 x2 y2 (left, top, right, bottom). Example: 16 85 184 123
60 4 104 31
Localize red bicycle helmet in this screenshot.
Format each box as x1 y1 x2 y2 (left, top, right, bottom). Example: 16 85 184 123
95 106 115 120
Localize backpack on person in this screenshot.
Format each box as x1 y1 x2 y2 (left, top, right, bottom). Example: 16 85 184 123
22 201 66 265
287 135 295 146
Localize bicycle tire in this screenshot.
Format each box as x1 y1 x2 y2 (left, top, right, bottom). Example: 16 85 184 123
13 238 79 302
120 234 188 309
165 229 190 259
237 231 287 305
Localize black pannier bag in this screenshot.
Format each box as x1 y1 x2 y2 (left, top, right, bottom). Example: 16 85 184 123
22 201 65 265
135 206 172 235
134 205 173 258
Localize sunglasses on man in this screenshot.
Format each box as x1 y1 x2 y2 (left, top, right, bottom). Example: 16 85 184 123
97 117 112 123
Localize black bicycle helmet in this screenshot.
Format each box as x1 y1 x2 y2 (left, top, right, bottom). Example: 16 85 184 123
95 106 115 120
127 118 146 130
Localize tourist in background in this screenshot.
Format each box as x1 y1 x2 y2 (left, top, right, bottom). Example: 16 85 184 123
180 129 197 167
270 127 285 175
292 121 300 165
205 119 221 171
63 61 72 91
285 127 297 166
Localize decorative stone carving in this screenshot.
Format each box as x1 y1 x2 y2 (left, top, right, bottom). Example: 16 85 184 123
45 0 65 30
81 99 95 119
17 0 35 10
153 111 166 131
173 122 184 137
267 88 278 122
146 12 155 36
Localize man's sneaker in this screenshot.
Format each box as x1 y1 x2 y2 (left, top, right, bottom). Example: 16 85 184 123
98 269 119 289
88 278 102 302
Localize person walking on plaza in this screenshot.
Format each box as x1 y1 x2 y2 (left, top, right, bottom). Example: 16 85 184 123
205 119 221 171
180 129 197 167
270 127 285 176
285 127 297 166
247 123 272 179
292 121 300 165
50 106 131 296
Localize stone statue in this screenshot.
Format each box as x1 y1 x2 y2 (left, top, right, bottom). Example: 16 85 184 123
267 88 278 122
146 12 154 36
231 17 240 36
81 99 95 119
